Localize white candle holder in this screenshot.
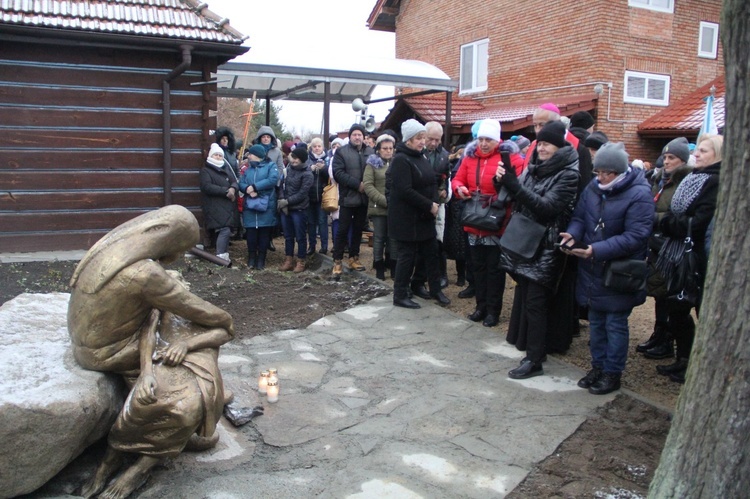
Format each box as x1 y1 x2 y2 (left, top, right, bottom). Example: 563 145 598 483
258 370 269 394
266 379 279 403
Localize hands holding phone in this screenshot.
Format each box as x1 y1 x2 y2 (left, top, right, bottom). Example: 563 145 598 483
557 232 593 259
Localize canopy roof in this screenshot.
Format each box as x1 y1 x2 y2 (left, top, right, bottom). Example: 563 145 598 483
216 53 457 103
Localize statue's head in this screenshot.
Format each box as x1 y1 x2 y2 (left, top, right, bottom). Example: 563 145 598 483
70 205 200 293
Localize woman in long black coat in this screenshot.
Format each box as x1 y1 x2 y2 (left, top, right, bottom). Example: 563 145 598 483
388 120 450 309
497 121 580 379
200 143 240 261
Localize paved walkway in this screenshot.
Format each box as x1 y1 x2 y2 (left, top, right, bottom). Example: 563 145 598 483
116 294 616 498
7 250 617 498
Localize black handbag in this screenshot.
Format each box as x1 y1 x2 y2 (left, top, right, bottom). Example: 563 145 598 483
500 211 547 260
460 153 511 232
655 218 702 306
604 259 648 293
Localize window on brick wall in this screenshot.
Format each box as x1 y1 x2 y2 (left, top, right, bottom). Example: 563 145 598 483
460 39 488 94
628 0 674 14
698 22 719 59
624 71 670 106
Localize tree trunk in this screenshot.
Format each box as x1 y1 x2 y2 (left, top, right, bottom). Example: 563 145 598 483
648 1 750 497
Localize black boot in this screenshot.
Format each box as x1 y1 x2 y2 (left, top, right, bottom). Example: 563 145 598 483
374 260 386 280
588 372 621 395
656 357 689 376
456 260 466 287
458 285 476 299
669 368 687 384
643 333 674 359
577 367 603 389
410 283 431 300
256 251 267 270
432 291 451 306
394 296 420 309
636 323 668 353
389 259 397 279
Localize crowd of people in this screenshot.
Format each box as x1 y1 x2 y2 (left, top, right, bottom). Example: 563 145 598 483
200 105 722 395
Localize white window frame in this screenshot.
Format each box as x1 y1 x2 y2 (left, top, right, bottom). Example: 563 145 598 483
624 71 671 106
628 0 674 14
698 21 719 59
459 39 488 95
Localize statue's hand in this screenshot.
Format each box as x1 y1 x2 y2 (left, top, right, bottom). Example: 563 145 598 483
163 341 188 366
135 374 157 405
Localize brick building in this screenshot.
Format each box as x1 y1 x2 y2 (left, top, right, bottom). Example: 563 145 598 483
368 0 724 161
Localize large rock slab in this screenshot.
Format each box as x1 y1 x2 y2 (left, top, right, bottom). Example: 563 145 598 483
0 293 124 498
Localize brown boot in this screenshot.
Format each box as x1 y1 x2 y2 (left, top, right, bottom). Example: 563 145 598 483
280 255 294 271
348 256 366 271
332 259 343 277
293 258 305 273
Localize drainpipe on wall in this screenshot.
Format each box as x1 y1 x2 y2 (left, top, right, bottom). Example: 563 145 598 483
162 45 193 206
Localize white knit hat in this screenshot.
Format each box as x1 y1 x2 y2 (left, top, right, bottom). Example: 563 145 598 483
401 119 426 143
476 120 501 141
208 143 225 159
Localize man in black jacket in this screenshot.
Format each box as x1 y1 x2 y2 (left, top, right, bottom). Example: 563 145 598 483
331 124 374 276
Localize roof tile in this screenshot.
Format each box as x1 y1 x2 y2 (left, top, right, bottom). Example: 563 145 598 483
638 75 725 133
0 0 247 44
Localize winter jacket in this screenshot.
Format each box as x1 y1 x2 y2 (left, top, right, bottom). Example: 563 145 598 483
239 159 279 229
651 164 693 225
332 141 374 208
282 162 313 211
453 141 525 238
307 150 330 203
200 162 240 230
658 161 720 269
215 127 239 177
363 154 389 217
426 145 451 200
253 126 284 182
566 168 654 312
499 145 580 289
387 142 438 242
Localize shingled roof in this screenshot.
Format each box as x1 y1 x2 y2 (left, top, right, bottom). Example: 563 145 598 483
398 94 598 133
638 75 725 137
0 0 247 44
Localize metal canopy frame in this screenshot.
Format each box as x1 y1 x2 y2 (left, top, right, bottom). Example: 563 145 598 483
215 55 457 146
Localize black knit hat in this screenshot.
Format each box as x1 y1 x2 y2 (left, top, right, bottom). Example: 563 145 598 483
584 131 609 151
291 147 308 163
349 123 367 137
570 111 595 130
536 121 567 149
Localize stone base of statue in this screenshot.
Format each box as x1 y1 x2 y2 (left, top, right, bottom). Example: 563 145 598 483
0 293 125 497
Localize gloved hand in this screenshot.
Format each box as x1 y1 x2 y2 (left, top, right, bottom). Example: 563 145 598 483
500 164 521 193
277 199 289 211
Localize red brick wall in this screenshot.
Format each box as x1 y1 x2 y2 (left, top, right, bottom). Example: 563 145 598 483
392 0 723 162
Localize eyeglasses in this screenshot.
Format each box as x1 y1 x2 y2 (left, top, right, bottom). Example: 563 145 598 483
593 170 616 178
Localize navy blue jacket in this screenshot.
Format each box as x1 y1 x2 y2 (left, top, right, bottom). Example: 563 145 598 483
566 168 655 312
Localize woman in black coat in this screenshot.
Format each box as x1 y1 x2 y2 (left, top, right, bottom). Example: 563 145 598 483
497 121 580 379
200 143 240 261
653 134 722 383
388 120 450 309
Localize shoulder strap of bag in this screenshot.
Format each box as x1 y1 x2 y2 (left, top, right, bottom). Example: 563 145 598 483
475 157 481 192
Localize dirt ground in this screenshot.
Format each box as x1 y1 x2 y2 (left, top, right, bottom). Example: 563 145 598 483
1 234 680 497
